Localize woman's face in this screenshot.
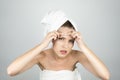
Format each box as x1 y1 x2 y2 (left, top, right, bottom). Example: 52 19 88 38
52 27 75 58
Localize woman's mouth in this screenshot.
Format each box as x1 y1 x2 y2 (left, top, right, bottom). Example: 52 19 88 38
60 50 67 55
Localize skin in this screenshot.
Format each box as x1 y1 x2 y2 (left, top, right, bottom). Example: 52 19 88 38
7 27 110 80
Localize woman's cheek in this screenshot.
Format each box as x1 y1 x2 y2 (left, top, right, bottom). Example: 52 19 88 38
54 40 63 46
69 43 74 48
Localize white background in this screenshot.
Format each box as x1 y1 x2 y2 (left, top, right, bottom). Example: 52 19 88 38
0 0 120 80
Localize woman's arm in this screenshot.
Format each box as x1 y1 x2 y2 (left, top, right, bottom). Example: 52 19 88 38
7 31 59 76
71 31 110 80
7 43 46 76
78 43 110 80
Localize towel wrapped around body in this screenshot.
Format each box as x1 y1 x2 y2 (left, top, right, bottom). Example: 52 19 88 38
40 68 81 80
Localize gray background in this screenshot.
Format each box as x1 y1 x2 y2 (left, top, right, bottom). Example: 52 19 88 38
0 0 120 80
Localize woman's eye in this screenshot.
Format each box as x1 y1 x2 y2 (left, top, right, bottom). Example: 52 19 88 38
69 40 74 43
58 38 64 40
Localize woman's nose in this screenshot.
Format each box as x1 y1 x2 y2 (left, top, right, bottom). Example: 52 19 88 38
63 42 68 48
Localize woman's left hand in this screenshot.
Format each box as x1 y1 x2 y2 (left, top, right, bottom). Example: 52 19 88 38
70 31 85 48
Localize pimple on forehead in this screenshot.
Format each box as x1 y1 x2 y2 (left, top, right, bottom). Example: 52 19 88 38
58 32 73 39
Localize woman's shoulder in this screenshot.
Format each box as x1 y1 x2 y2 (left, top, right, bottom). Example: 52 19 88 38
42 48 52 54
36 49 52 62
72 49 83 54
72 50 85 60
36 49 51 58
40 48 53 56
72 49 88 63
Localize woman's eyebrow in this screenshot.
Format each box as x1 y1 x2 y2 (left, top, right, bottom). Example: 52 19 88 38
57 30 61 33
70 31 73 33
58 36 65 39
69 38 75 41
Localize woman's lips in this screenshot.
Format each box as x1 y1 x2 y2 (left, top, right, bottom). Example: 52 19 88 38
60 50 67 55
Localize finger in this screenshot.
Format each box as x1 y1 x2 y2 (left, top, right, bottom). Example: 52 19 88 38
53 31 60 40
46 31 56 40
71 31 81 39
57 32 63 38
54 31 60 38
71 31 77 38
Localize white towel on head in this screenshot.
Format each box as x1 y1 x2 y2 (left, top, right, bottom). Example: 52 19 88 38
41 10 78 36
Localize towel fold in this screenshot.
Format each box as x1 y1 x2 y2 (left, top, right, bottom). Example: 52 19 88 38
41 10 78 36
40 68 81 80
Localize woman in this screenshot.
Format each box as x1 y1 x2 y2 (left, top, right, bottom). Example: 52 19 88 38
7 11 110 80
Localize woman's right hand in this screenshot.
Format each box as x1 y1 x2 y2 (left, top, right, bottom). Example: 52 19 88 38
41 30 59 48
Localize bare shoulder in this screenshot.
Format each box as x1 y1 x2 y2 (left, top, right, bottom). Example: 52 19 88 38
72 49 83 56
72 50 88 63
36 49 52 60
36 49 51 69
42 48 52 56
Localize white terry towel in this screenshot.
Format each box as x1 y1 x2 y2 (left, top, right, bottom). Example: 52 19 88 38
41 10 78 36
40 68 81 80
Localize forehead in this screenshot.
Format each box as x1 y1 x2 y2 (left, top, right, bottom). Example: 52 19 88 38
57 27 75 39
57 27 75 33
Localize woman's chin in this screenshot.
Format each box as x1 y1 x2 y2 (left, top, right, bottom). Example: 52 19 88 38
56 53 69 58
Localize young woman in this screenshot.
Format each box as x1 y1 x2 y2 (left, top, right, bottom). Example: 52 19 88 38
7 13 110 80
